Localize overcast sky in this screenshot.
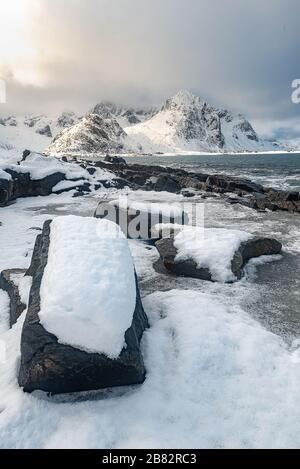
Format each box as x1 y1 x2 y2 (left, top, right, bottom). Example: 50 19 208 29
0 0 300 138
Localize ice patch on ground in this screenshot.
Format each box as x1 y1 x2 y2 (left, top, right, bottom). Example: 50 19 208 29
39 216 136 358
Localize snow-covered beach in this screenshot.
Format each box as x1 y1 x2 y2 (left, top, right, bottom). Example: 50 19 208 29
0 148 299 447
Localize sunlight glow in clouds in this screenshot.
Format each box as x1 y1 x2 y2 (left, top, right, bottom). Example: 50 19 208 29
0 0 298 133
0 0 45 86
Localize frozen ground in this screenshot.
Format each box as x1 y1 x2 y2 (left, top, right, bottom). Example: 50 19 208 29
0 187 299 448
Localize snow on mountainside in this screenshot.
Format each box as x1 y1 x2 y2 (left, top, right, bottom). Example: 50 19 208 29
47 113 141 155
91 101 157 128
0 91 289 158
126 90 284 153
0 112 80 162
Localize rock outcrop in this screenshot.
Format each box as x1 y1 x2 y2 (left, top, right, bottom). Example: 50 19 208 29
94 159 300 214
155 235 282 282
18 220 148 394
0 152 110 206
0 269 27 327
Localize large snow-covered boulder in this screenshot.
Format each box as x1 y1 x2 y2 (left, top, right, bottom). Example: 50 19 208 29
0 152 115 205
95 199 188 240
155 227 282 282
18 216 148 394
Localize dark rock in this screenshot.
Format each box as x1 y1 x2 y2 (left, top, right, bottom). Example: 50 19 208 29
21 149 31 162
0 177 14 207
231 237 282 279
86 167 96 175
181 188 197 198
36 125 52 138
206 175 264 194
18 220 148 394
155 237 212 280
152 175 181 193
26 233 43 277
104 155 127 165
0 269 27 327
155 235 282 282
72 182 92 197
265 189 300 213
248 193 276 211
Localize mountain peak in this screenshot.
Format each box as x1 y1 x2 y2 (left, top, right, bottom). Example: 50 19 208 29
161 90 202 111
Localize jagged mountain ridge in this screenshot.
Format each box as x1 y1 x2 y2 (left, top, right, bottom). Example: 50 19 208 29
0 91 287 156
47 113 140 155
126 90 282 153
91 101 157 127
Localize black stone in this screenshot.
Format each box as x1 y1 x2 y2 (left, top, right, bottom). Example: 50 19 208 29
18 220 148 394
155 235 282 282
0 269 27 327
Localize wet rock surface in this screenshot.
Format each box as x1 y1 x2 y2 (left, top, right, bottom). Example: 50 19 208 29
1 154 299 215
92 159 300 214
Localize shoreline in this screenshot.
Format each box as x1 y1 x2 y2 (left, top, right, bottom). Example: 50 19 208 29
46 149 300 160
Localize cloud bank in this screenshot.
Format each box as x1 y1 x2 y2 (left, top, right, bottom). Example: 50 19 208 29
0 0 299 137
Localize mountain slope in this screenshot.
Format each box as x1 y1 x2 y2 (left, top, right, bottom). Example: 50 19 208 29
91 101 157 127
0 91 289 159
47 113 140 155
0 112 80 162
126 90 283 153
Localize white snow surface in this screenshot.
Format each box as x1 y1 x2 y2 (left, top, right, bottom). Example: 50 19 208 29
0 169 11 180
0 190 299 448
0 153 115 194
174 226 252 282
10 153 88 180
39 216 136 358
52 179 85 193
0 113 80 161
126 90 286 154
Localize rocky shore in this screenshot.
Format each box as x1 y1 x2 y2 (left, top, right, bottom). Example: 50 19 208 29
1 152 300 214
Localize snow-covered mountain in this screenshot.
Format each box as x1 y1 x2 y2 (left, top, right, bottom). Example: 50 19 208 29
91 101 157 127
47 113 141 155
126 90 283 153
0 91 289 158
0 112 80 161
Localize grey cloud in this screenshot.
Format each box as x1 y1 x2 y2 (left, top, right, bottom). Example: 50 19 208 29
0 0 300 137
